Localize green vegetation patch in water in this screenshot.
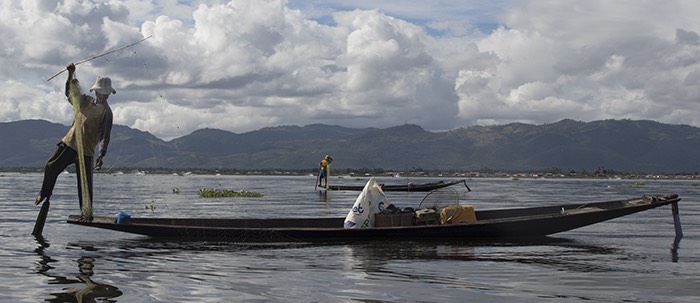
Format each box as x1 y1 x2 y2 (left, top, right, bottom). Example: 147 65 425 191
198 188 264 198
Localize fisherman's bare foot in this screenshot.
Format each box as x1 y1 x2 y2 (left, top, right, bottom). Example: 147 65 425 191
77 215 93 222
35 196 48 205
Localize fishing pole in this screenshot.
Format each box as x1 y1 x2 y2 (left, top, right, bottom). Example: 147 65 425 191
46 35 153 81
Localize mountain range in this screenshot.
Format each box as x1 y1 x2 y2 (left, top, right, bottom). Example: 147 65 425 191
2 119 699 174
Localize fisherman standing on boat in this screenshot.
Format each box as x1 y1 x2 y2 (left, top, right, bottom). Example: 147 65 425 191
34 63 114 222
318 155 333 187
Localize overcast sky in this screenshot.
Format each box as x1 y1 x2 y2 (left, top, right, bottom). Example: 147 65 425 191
2 0 699 140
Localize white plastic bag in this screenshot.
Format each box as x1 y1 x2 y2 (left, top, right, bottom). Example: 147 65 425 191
343 177 392 228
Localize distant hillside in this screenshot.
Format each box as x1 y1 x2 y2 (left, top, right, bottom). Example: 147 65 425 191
2 119 699 173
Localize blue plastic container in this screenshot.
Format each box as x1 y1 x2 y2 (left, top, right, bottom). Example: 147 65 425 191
116 211 131 224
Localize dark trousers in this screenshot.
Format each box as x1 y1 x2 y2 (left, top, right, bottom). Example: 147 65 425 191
319 170 327 185
39 142 93 211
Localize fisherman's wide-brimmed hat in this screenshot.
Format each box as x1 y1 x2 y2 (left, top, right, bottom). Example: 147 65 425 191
90 76 116 95
325 155 333 161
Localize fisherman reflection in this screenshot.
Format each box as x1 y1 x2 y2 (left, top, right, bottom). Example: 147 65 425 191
318 187 330 205
46 256 122 303
42 255 123 303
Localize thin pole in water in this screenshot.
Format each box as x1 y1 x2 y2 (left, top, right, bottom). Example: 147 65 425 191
671 201 683 262
672 202 683 240
315 170 320 191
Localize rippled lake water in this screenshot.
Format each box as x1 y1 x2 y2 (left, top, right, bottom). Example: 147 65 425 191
1 172 699 302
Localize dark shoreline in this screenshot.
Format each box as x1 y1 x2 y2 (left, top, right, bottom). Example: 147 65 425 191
4 167 699 180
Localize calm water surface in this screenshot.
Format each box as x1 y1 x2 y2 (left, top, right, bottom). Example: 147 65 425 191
1 172 698 302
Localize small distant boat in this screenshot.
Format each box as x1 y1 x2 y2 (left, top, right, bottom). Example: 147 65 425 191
67 194 681 242
327 179 467 192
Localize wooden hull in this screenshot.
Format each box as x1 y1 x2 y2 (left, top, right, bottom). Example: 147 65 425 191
327 179 467 191
67 194 680 242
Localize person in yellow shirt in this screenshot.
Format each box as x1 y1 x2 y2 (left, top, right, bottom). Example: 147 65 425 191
34 63 114 222
318 155 333 187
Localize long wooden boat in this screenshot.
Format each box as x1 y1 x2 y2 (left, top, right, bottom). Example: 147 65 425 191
67 194 680 242
327 179 467 191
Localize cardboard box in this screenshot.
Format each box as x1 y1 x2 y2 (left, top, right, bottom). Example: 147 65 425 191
375 212 414 227
440 205 476 224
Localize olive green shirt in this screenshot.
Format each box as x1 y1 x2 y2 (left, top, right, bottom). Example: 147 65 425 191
62 79 113 158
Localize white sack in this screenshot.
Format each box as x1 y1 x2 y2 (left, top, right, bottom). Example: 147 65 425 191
343 177 392 228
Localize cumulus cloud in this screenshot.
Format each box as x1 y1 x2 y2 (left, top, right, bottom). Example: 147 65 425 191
1 0 699 140
456 0 700 126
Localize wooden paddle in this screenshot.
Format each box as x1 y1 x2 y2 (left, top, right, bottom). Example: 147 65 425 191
32 200 50 236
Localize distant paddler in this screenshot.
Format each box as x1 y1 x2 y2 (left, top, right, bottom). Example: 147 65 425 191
317 155 333 189
34 63 114 227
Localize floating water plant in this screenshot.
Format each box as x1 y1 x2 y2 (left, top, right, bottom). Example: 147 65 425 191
198 188 264 198
145 203 156 211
